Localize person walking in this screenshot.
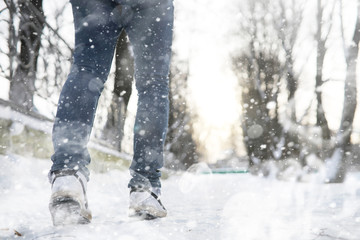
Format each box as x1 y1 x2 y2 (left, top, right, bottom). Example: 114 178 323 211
48 0 174 225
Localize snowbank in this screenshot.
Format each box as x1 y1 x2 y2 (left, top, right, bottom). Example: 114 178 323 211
0 155 359 239
0 100 131 172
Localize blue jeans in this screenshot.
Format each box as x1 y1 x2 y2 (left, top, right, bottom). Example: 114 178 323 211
50 0 174 189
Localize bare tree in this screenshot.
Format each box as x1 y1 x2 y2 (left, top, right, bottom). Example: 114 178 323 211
165 56 198 170
232 0 285 170
325 0 360 183
102 30 134 151
1 0 17 81
315 0 335 143
35 1 73 106
1 0 73 112
233 0 346 177
275 0 304 109
9 0 44 111
272 0 306 161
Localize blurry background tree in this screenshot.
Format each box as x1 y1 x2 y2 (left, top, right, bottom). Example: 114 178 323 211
6 0 44 111
325 0 360 183
232 0 293 171
165 55 199 170
1 0 73 112
272 0 304 163
314 0 335 156
232 0 360 181
102 30 134 151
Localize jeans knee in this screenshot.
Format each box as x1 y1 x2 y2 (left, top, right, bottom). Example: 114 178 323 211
135 73 169 94
68 65 106 93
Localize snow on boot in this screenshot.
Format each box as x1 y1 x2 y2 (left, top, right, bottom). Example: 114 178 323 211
129 188 167 220
49 170 92 226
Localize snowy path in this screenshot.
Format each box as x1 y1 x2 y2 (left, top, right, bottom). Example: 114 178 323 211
1 155 360 240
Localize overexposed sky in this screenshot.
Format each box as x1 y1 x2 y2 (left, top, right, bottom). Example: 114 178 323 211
172 0 245 162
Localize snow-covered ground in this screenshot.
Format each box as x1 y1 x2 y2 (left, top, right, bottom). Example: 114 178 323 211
0 155 360 240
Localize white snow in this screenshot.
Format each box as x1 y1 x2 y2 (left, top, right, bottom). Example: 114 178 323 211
0 105 53 134
0 155 360 240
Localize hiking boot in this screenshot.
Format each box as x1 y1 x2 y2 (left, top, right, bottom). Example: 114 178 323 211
129 188 167 220
49 170 92 226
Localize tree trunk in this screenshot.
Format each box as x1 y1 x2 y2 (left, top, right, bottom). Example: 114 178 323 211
165 60 198 170
326 0 360 183
9 0 44 111
315 0 331 154
276 0 304 162
283 54 301 160
5 0 17 82
102 30 134 150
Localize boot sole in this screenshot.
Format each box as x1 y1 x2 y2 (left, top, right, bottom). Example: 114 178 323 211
129 206 167 220
129 210 157 220
49 197 91 226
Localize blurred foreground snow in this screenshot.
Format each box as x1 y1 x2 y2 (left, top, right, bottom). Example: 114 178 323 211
0 155 360 240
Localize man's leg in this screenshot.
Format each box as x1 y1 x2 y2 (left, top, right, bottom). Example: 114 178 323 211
126 0 174 190
49 0 122 225
51 0 121 180
125 0 174 218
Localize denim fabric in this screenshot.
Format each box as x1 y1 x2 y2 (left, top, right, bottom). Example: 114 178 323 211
50 0 174 189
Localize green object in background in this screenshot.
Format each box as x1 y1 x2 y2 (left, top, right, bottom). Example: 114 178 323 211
202 168 249 174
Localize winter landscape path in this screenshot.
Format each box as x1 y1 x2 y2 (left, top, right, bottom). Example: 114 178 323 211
0 155 360 240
